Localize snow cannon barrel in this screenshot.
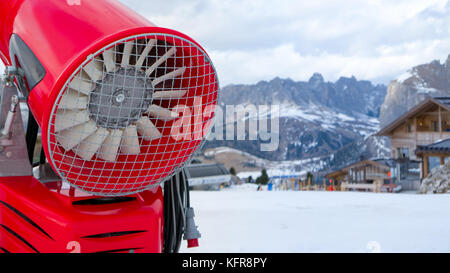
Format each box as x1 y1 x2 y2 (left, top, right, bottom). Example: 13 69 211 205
0 0 218 196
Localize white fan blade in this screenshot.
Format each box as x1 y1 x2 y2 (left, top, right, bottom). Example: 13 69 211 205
56 121 97 151
145 47 176 76
69 72 95 95
120 125 141 155
121 42 134 68
83 59 104 82
55 110 90 133
152 67 186 87
135 39 156 70
137 117 162 141
103 48 116 72
59 89 88 110
152 90 187 100
98 129 123 162
148 104 179 121
76 127 110 161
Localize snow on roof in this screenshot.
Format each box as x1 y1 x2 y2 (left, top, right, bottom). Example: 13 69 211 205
416 139 450 155
185 164 230 178
435 97 450 109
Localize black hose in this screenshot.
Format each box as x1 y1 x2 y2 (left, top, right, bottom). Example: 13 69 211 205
175 171 187 253
163 170 189 253
163 177 173 252
25 110 38 164
39 147 46 164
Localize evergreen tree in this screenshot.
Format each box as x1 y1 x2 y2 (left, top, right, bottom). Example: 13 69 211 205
256 169 270 185
230 167 236 176
306 172 314 184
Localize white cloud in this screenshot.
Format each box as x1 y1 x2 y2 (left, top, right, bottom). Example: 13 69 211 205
2 0 449 86
211 40 450 85
117 0 450 86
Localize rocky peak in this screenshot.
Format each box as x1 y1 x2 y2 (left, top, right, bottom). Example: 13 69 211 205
308 73 324 87
380 56 450 127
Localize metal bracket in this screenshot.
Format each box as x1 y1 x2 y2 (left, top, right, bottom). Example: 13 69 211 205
0 81 32 177
1 66 24 87
0 94 19 138
33 163 62 183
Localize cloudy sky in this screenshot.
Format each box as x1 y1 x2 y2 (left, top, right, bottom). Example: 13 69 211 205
118 0 450 86
1 0 450 86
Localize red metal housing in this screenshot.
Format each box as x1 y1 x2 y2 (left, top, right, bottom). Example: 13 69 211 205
0 176 163 253
0 0 218 195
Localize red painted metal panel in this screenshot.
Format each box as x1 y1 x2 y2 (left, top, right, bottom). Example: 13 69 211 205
0 176 163 253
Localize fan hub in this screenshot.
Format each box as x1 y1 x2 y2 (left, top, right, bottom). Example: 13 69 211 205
88 67 153 129
114 91 126 104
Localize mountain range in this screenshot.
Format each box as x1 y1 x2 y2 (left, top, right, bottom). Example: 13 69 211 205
204 74 388 166
204 55 450 174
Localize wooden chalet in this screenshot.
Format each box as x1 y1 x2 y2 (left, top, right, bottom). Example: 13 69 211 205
376 97 450 188
377 97 450 161
326 159 394 193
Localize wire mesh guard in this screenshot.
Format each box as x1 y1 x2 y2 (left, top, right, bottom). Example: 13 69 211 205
47 34 218 196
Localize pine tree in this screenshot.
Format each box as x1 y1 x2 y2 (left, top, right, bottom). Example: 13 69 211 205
230 167 236 176
256 169 269 185
306 172 314 185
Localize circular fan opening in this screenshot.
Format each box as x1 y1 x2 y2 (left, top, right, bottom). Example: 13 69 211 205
47 33 218 196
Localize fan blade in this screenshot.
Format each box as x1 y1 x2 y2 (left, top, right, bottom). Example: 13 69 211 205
152 67 186 87
152 90 187 99
76 127 110 161
145 47 176 76
137 117 162 141
121 42 134 68
135 39 157 70
55 110 90 133
148 104 179 121
59 89 88 110
69 72 95 95
98 129 123 162
56 121 97 151
103 48 116 72
83 59 104 82
120 125 141 155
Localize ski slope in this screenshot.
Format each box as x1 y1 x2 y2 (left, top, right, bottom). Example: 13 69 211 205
181 186 450 253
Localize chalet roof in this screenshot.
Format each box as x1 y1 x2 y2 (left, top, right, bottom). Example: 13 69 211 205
416 138 450 155
341 159 390 171
372 158 397 168
435 97 450 108
377 97 450 136
326 159 390 178
325 169 347 178
184 163 230 179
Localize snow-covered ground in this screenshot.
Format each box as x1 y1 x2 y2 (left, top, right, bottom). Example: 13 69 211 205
181 186 450 253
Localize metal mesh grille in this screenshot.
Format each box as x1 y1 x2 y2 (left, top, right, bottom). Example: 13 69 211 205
47 33 218 196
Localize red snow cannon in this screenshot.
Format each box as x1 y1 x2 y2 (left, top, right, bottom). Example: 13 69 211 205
0 0 216 253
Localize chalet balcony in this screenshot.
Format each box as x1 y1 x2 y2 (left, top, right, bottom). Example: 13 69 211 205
415 132 450 146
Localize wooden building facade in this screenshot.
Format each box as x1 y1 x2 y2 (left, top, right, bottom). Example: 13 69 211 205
415 139 450 178
326 159 394 193
376 97 450 187
377 97 450 161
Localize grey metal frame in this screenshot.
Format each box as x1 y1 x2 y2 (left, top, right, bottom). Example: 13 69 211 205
0 81 32 177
